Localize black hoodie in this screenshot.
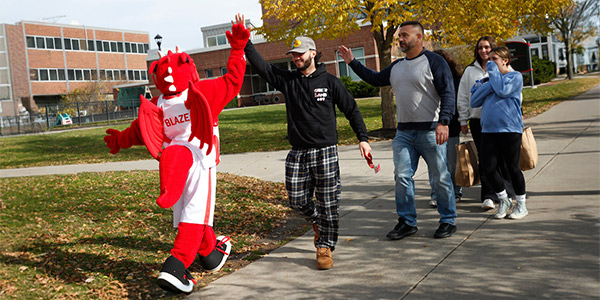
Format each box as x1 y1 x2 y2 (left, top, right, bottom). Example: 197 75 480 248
244 40 368 149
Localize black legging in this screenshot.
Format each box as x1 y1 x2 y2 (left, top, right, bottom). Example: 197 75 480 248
479 132 526 195
470 119 516 201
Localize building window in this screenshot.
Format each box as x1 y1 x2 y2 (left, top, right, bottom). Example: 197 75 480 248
106 70 113 81
88 40 95 51
39 69 49 81
79 39 87 51
29 69 38 81
336 47 365 80
0 86 9 100
125 42 131 53
137 43 144 54
26 36 35 48
531 48 539 59
117 42 124 52
58 69 65 80
542 44 549 59
91 69 98 80
221 67 227 75
54 37 62 49
71 39 80 50
49 69 58 80
127 70 133 80
217 35 227 45
96 40 103 52
250 65 276 93
45 37 54 49
141 70 147 80
207 35 228 47
67 69 75 80
0 69 7 84
205 69 213 78
252 75 265 93
110 42 117 52
526 36 540 44
103 41 109 52
36 37 45 49
83 69 91 81
131 43 138 53
64 38 72 50
207 37 216 47
273 62 291 70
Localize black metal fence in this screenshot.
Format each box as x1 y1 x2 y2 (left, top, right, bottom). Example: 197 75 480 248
0 100 139 136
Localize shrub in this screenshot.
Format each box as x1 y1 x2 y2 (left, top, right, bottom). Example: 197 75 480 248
340 76 380 98
523 56 556 85
224 96 240 109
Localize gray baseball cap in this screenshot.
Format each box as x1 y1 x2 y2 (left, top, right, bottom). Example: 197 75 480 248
286 37 316 54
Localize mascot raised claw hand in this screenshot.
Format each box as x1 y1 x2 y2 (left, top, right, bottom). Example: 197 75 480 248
103 15 249 294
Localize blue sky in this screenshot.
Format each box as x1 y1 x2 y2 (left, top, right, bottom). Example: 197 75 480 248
1 0 263 51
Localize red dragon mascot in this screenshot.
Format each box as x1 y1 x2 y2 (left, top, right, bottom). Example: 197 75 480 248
103 19 249 294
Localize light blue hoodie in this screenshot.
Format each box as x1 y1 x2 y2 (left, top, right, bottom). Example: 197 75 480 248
470 61 523 133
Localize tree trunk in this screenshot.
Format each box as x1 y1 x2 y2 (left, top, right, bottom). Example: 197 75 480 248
566 42 574 80
373 26 397 129
380 86 395 129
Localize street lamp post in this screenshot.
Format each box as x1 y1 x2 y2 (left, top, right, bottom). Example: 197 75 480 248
154 34 162 51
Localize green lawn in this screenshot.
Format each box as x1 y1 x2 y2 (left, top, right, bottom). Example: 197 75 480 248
0 171 292 299
521 77 599 118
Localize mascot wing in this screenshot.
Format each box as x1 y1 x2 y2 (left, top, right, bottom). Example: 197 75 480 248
186 81 214 155
138 95 164 159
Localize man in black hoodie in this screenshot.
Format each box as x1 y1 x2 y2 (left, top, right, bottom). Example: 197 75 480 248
237 14 371 270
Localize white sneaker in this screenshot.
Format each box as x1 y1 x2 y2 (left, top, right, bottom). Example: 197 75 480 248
481 199 495 210
508 201 529 219
494 198 513 219
429 199 437 207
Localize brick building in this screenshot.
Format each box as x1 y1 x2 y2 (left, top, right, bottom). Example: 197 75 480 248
147 19 381 107
0 20 149 117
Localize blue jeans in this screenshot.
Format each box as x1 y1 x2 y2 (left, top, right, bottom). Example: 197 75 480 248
430 136 462 200
392 129 457 226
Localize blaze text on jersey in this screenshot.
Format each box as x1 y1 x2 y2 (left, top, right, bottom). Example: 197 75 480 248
164 113 191 127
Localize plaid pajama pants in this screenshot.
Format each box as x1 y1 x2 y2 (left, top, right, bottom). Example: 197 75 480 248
285 145 341 250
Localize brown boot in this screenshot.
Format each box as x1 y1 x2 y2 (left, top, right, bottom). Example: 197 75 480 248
312 223 319 247
316 247 333 270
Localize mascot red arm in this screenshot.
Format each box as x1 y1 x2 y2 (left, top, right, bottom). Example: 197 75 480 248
103 14 250 294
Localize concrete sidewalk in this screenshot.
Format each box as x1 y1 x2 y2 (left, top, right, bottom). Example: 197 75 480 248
1 85 598 299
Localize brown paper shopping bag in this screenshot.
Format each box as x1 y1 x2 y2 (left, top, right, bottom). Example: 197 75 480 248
520 127 538 171
455 141 480 187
